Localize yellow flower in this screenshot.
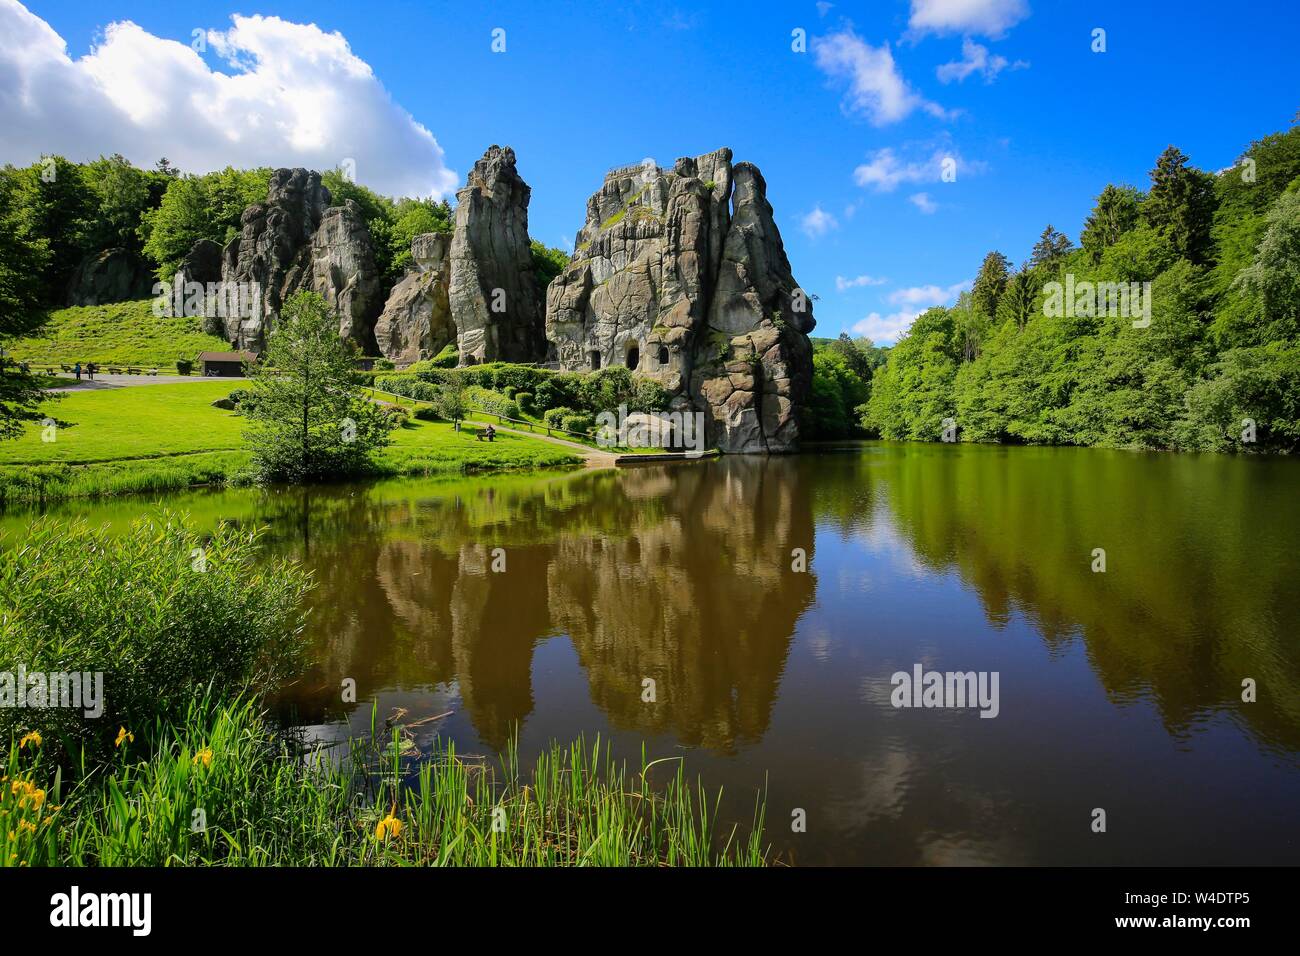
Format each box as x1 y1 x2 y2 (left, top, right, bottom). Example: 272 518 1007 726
114 727 134 748
18 732 40 750
374 812 403 840
192 747 213 768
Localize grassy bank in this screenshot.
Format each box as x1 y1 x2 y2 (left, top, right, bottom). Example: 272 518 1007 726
1 512 766 867
5 299 230 370
0 381 581 505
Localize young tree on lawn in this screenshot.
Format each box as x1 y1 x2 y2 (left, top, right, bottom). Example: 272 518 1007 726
434 372 467 425
243 291 395 481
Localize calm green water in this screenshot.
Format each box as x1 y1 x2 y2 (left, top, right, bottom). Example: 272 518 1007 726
8 443 1300 864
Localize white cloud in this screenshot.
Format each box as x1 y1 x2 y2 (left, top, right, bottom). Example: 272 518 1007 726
908 0 1030 38
812 29 948 126
887 280 971 307
0 2 458 198
936 37 1027 83
816 2 835 17
852 309 923 344
909 191 939 214
801 204 839 238
852 279 972 343
853 142 981 192
836 274 888 291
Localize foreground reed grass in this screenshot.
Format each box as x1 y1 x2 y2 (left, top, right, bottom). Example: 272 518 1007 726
5 698 767 867
0 513 311 759
2 509 766 866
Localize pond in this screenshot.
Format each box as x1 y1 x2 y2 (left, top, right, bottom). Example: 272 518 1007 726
8 442 1299 864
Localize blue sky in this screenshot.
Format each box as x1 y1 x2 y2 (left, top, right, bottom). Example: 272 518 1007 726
6 0 1298 342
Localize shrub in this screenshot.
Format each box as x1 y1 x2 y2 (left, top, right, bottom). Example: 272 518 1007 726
381 405 411 427
542 406 575 428
464 385 520 420
561 412 596 435
0 512 312 761
515 391 534 414
175 359 193 375
535 375 582 412
374 374 440 403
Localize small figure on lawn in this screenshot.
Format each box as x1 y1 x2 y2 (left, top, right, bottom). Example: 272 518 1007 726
485 425 496 442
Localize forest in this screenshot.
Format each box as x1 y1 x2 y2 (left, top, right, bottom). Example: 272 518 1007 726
835 122 1300 454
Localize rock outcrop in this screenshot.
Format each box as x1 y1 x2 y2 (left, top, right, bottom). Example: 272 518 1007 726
65 248 153 306
220 168 381 353
177 238 224 288
309 201 383 351
544 148 814 452
373 232 455 366
448 146 544 364
174 239 225 336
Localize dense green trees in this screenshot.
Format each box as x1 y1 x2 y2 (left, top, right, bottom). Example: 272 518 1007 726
803 334 882 440
861 123 1300 454
1080 184 1141 263
141 166 270 279
531 239 570 291
0 169 54 441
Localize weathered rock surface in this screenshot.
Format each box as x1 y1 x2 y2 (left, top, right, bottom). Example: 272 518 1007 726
448 146 544 364
177 238 224 288
373 232 455 366
544 148 814 452
220 168 381 353
308 200 382 352
173 239 226 336
65 248 153 306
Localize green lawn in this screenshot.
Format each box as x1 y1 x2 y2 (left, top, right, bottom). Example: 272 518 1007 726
2 381 243 464
6 299 230 370
0 381 581 504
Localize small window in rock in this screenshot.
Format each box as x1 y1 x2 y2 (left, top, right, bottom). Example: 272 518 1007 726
657 345 670 366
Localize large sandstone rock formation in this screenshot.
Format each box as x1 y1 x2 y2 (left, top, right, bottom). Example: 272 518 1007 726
220 168 382 353
544 148 814 452
448 146 544 364
65 248 153 306
373 232 455 366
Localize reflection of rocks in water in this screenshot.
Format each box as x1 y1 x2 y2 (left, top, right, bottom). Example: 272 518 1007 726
551 458 815 750
447 543 553 748
258 460 815 752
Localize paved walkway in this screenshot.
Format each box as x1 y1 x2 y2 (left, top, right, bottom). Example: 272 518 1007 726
466 419 619 468
45 374 219 392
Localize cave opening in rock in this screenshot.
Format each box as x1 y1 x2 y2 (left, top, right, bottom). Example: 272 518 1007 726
626 346 639 370
657 345 670 366
590 350 601 370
